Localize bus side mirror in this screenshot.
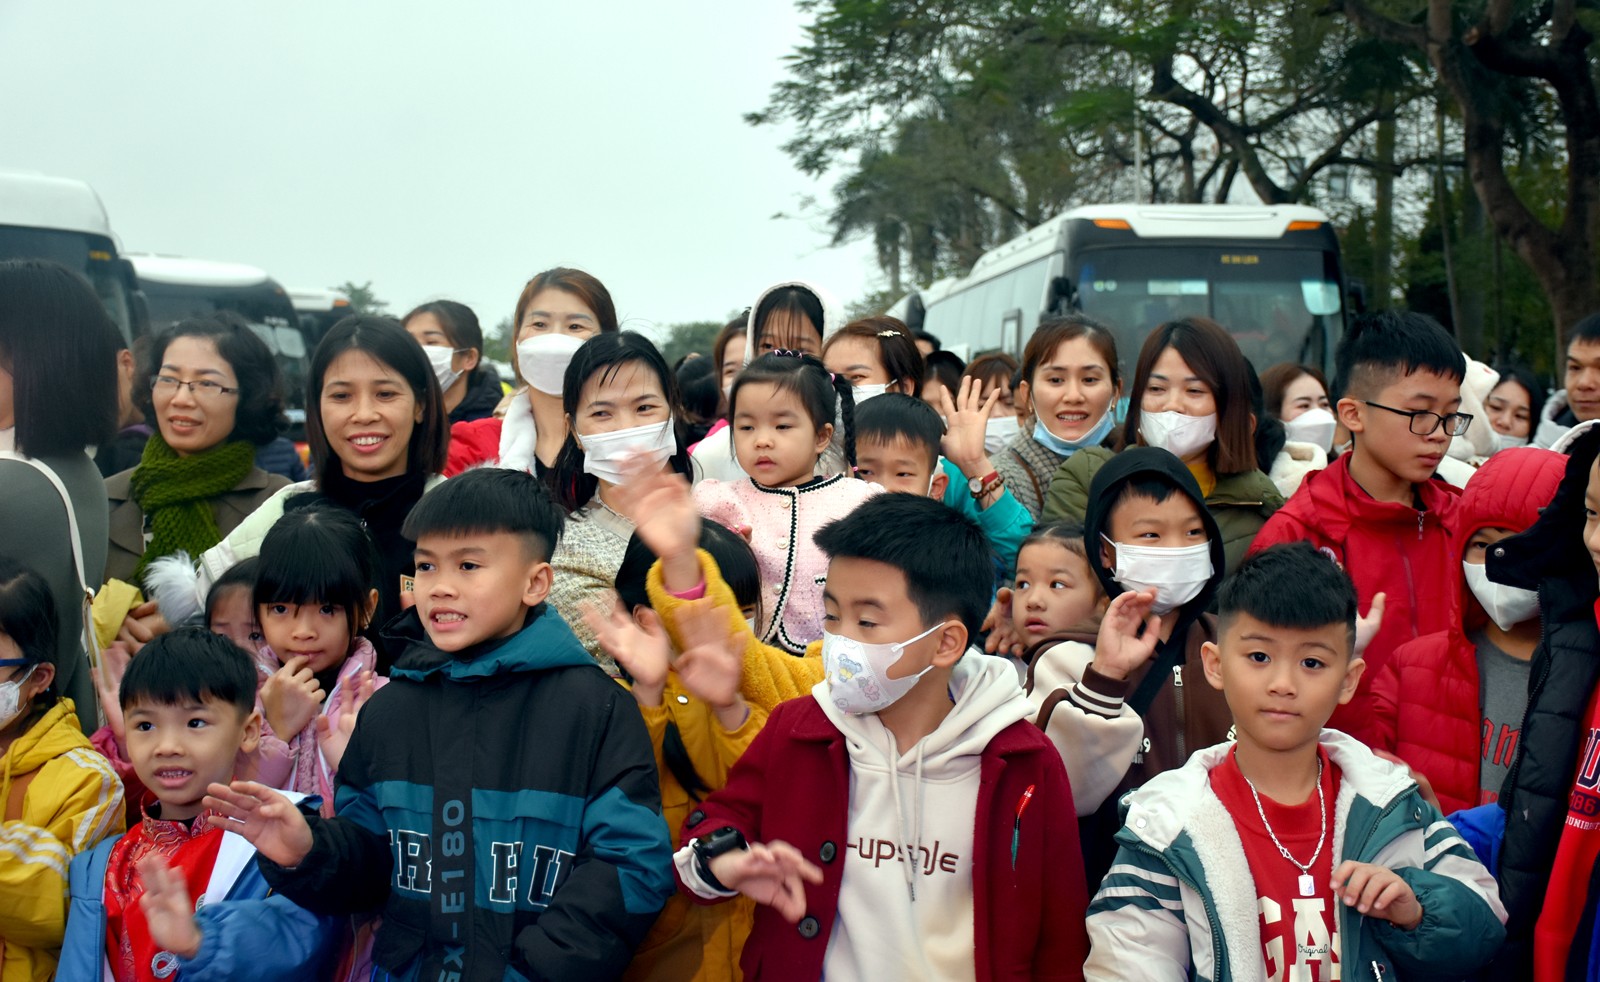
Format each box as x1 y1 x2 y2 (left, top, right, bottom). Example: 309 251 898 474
1048 276 1079 314
1346 279 1369 315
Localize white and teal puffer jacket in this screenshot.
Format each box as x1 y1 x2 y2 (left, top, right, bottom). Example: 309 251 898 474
1084 731 1507 982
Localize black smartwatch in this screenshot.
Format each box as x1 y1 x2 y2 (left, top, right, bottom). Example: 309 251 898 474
690 826 748 892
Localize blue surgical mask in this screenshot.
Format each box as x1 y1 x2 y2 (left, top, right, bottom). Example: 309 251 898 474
1033 410 1115 456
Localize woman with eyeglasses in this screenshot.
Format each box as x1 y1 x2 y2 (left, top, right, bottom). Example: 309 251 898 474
103 312 291 584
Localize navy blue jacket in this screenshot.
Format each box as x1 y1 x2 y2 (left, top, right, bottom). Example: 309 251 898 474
260 604 674 982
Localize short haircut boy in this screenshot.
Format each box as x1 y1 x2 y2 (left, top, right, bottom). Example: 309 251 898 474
853 394 945 473
119 626 257 717
402 466 566 562
814 492 993 640
1570 311 1600 348
1334 310 1467 400
1217 542 1358 651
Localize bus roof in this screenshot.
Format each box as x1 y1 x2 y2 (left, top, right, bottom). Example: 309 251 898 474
130 253 273 288
0 171 116 239
287 286 351 314
965 203 1334 283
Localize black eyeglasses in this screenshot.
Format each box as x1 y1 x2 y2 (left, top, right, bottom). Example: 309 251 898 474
1364 401 1473 436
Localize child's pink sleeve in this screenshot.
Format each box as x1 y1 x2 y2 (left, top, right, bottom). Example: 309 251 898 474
692 480 749 534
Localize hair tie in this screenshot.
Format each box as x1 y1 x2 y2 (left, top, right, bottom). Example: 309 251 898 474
770 348 803 359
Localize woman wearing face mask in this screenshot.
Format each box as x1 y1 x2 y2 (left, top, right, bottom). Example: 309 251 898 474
820 317 924 408
691 281 845 484
403 300 500 425
1483 365 1545 454
1044 317 1283 576
1370 446 1564 815
445 268 619 477
962 352 1022 455
546 333 694 670
1260 361 1335 495
994 315 1123 521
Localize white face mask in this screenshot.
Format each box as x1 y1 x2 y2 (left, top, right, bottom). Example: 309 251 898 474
578 418 676 485
821 621 945 715
423 345 463 392
1491 430 1529 454
984 415 1020 454
1140 411 1218 460
1284 407 1337 453
1103 536 1213 615
1463 560 1539 631
517 334 586 395
0 664 36 729
852 383 889 405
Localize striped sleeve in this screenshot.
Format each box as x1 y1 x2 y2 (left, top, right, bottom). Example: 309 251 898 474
1085 847 1192 981
1026 641 1145 817
0 748 125 948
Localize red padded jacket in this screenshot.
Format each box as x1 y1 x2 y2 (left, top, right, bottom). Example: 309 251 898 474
1249 453 1461 744
1369 446 1567 814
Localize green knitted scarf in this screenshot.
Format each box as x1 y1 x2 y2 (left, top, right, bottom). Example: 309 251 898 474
129 433 257 578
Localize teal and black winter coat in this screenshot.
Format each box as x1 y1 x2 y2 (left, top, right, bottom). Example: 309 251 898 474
259 604 675 982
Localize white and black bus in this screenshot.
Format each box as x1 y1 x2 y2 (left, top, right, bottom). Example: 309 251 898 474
890 203 1349 378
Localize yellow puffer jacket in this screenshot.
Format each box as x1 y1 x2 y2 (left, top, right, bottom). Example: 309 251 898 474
0 698 126 982
622 552 824 982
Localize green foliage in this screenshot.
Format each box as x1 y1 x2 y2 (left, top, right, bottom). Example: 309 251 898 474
655 321 726 366
331 280 387 316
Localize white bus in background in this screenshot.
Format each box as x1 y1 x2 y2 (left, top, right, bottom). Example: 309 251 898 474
288 286 351 347
0 171 146 343
130 255 312 433
889 203 1350 378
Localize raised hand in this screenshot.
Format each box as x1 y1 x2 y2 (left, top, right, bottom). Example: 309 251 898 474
1092 589 1161 681
935 375 1002 476
116 600 169 655
709 840 825 923
583 597 671 706
137 854 203 958
1331 860 1422 930
315 669 374 774
1355 592 1386 658
983 590 1024 657
674 601 744 713
93 640 133 749
202 781 314 869
260 655 325 741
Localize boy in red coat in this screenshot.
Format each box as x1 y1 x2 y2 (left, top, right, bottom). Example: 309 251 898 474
1250 310 1467 744
675 492 1089 980
1371 445 1565 814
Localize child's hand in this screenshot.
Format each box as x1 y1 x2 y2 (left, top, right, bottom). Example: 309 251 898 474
93 641 133 749
611 463 701 561
710 840 825 923
116 600 169 655
1355 592 1386 658
675 601 744 717
137 854 203 958
935 375 1002 476
260 655 325 740
583 597 671 707
983 590 1025 657
1331 860 1422 929
203 781 315 868
315 669 374 774
1092 589 1161 681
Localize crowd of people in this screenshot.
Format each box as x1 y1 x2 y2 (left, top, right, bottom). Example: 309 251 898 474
2 252 1600 980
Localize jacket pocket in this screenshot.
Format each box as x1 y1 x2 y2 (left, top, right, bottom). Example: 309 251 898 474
370 906 425 973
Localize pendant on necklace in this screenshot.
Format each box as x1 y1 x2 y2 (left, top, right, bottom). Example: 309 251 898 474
1298 873 1317 897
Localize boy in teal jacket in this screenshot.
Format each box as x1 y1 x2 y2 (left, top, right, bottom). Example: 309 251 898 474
1085 544 1506 981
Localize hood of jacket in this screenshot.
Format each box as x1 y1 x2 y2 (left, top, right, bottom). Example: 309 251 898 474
742 279 845 364
1449 359 1502 461
1081 447 1226 615
1534 389 1579 449
1489 424 1600 604
2 699 87 778
1455 447 1567 625
382 603 596 682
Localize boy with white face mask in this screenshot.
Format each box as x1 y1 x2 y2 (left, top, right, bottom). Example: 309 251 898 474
673 494 1088 980
1369 446 1566 815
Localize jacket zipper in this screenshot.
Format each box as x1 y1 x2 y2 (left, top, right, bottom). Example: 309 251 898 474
1500 577 1551 805
1341 790 1412 976
1172 666 1186 762
1138 843 1226 976
1399 529 1419 637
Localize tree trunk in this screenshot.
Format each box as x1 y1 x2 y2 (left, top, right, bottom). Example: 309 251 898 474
1372 98 1396 307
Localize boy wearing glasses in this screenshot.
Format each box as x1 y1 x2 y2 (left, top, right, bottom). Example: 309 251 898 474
1250 311 1467 746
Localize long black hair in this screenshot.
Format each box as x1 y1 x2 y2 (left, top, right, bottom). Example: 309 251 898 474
0 260 120 455
253 504 382 642
729 351 858 469
550 332 692 512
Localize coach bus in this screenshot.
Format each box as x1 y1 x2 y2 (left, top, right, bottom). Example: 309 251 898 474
890 203 1349 378
0 171 147 344
289 286 351 346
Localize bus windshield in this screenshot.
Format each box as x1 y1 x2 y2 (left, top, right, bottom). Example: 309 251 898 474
1072 245 1343 374
0 225 135 342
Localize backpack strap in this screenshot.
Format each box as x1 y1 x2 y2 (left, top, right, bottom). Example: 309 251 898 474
0 453 100 671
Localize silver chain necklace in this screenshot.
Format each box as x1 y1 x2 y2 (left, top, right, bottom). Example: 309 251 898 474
1242 755 1327 897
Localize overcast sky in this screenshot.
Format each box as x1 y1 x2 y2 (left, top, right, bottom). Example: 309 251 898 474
0 1 878 337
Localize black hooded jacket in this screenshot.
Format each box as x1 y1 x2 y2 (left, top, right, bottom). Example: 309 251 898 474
1485 424 1600 975
1072 447 1234 884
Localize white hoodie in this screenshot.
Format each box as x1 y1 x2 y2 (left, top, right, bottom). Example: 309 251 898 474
814 652 1032 980
691 279 846 484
